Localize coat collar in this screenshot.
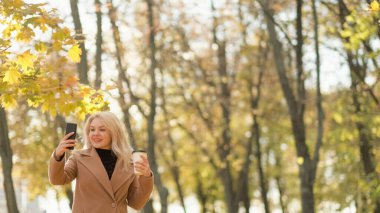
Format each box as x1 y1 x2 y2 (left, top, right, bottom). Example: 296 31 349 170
110 156 134 192
76 147 115 199
76 147 134 197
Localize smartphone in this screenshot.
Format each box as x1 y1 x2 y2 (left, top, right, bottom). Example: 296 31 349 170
65 123 77 150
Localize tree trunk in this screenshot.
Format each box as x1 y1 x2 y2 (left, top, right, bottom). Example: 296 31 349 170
238 39 269 213
215 40 236 213
261 0 315 212
253 96 270 213
251 44 270 213
65 186 74 210
69 0 89 84
274 156 288 213
107 0 137 148
195 170 207 213
145 0 169 212
141 199 154 213
94 0 103 89
237 2 268 211
311 0 324 185
210 1 236 212
337 1 380 212
0 107 20 213
159 71 187 213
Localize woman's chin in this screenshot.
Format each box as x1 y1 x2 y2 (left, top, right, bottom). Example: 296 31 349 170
92 143 111 149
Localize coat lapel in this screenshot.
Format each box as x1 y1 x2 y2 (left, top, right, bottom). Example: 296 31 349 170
111 156 134 193
77 147 115 199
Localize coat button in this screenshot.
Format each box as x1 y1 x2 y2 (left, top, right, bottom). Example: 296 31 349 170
112 203 116 208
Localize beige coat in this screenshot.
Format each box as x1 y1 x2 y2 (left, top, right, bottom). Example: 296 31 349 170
49 147 153 213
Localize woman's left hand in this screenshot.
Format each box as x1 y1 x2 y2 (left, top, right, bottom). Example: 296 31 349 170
134 155 152 177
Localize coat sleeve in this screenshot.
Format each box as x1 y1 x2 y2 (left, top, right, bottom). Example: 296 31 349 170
48 151 78 185
127 174 154 210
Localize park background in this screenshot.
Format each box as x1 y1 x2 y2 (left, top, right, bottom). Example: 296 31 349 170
0 0 379 212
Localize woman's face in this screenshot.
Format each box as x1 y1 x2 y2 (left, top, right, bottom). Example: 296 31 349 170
89 118 112 149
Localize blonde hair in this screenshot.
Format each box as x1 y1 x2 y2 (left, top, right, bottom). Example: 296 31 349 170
83 111 132 171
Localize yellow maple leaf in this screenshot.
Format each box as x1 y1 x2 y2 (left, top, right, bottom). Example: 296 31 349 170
13 0 24 8
297 157 304 165
369 0 380 11
1 94 18 108
80 86 92 96
41 101 50 113
17 50 36 70
15 27 34 42
78 111 86 121
35 42 47 53
3 67 21 84
67 44 82 63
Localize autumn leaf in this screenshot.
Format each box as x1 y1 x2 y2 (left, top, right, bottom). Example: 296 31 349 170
297 157 304 165
13 0 24 8
27 99 40 107
67 44 82 63
78 111 86 121
15 27 34 42
49 107 57 118
105 83 117 90
35 42 47 53
3 67 21 84
1 94 17 108
332 113 344 124
17 50 36 70
80 85 91 96
369 0 380 11
65 75 78 87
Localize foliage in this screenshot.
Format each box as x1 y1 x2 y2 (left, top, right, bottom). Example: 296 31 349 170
369 0 380 12
0 0 108 119
340 10 379 51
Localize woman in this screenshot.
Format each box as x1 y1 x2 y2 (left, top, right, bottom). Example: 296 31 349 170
49 111 153 213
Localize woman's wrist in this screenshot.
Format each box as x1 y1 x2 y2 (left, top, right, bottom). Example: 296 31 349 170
144 171 153 177
54 150 65 161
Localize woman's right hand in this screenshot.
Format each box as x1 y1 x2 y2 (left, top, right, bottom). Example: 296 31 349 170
55 132 77 158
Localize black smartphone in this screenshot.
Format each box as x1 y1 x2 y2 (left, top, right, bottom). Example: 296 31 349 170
65 123 77 150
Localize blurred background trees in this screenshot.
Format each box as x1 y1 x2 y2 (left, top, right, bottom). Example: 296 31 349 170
0 0 379 213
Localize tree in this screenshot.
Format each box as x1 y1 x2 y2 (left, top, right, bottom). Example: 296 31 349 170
0 107 18 212
145 0 170 212
337 1 380 211
259 0 324 211
94 0 103 89
70 0 89 84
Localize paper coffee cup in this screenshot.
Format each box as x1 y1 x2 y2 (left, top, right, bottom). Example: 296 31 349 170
132 150 147 176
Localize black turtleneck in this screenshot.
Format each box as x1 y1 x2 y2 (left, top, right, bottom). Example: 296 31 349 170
95 148 117 179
